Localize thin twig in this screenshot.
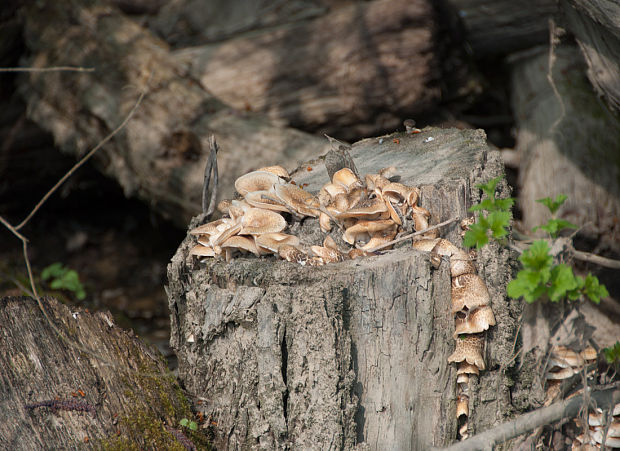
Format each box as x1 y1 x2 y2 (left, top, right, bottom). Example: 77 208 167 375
364 217 460 252
0 66 94 72
202 135 219 216
569 246 620 269
437 385 620 451
15 75 150 230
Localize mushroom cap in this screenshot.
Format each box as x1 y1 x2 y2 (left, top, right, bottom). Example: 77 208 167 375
378 166 398 179
448 334 486 370
189 244 216 257
278 244 306 263
320 183 348 201
452 274 491 313
323 235 339 251
217 199 233 214
378 192 402 225
257 165 289 179
244 190 290 212
457 361 480 376
456 373 470 385
255 232 301 254
235 170 284 196
211 222 242 247
348 248 368 259
592 429 620 446
549 346 584 369
382 182 419 207
240 208 286 235
450 251 477 278
580 347 597 362
319 211 332 232
454 305 496 337
343 219 396 245
456 395 469 418
220 235 260 256
310 245 344 263
365 173 390 193
189 218 229 236
274 183 320 217
332 168 362 190
335 197 388 219
359 227 397 251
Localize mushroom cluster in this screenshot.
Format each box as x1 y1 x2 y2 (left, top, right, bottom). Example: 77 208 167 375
576 403 620 448
412 237 496 439
189 164 496 438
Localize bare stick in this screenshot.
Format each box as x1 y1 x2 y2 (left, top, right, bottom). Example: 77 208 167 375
202 135 219 216
365 217 460 252
15 76 150 230
437 385 620 451
569 246 620 269
0 66 94 72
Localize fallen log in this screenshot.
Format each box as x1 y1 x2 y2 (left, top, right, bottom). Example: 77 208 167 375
0 295 208 449
17 1 329 227
166 127 520 449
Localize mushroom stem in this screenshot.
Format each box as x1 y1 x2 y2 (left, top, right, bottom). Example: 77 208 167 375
364 217 460 252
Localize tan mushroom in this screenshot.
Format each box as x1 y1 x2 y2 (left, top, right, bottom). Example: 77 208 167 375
451 274 491 313
454 306 496 337
319 183 348 205
217 199 232 214
189 218 229 236
335 197 388 220
545 367 576 380
448 333 486 370
365 173 390 193
278 244 306 263
319 211 332 232
235 170 284 196
348 248 369 259
258 165 289 179
382 182 419 207
211 222 243 247
189 244 216 257
240 208 286 235
591 429 620 447
580 347 597 362
456 373 470 385
457 361 480 376
333 168 362 191
359 227 397 251
449 251 477 278
274 183 320 217
549 346 583 369
310 245 344 263
323 236 339 251
244 190 290 213
456 395 469 418
221 235 260 261
343 219 396 245
255 232 301 254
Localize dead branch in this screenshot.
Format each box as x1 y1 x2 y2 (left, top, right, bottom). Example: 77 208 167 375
437 384 620 451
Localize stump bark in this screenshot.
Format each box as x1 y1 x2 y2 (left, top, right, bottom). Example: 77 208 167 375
167 127 519 450
0 296 207 450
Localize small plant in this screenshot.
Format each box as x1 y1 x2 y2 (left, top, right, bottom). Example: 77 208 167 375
463 176 514 249
41 262 86 300
532 195 578 238
603 341 620 366
179 418 198 431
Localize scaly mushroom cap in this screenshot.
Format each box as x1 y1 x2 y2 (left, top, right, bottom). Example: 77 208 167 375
227 200 250 221
274 183 320 217
278 244 306 263
451 274 491 313
240 208 286 235
189 244 216 257
244 190 290 213
235 170 284 196
332 168 362 190
221 235 260 256
258 165 289 179
448 333 486 370
255 232 301 254
359 227 398 251
217 199 232 214
311 245 344 263
454 306 496 337
343 219 396 245
449 251 477 278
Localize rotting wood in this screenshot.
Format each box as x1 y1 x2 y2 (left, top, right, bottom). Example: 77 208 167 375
172 0 441 140
167 127 519 450
17 0 329 227
0 295 208 449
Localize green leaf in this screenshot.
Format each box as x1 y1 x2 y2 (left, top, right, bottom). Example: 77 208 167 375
583 273 609 304
536 194 568 215
41 263 66 281
493 197 515 211
189 421 198 431
179 418 189 427
547 264 578 302
469 199 496 212
476 176 502 197
487 210 511 239
533 218 578 238
566 275 585 301
507 269 548 303
603 342 620 364
519 240 553 272
463 222 489 249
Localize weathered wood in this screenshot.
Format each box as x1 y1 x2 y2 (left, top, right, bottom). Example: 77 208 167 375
172 0 441 139
510 44 620 252
167 127 519 450
562 0 620 112
446 0 557 58
17 0 329 227
0 296 208 449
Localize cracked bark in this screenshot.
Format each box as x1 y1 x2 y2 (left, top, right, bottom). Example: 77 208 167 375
167 127 519 450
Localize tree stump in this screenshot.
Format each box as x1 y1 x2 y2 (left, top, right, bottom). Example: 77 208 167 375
167 127 519 450
0 296 208 449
